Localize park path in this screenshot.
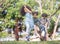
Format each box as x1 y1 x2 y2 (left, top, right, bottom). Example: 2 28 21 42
0 28 60 41
0 33 60 41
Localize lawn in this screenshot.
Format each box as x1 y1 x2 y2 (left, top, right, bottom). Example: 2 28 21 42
0 41 60 44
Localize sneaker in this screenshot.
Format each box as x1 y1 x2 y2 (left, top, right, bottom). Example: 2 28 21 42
26 36 30 41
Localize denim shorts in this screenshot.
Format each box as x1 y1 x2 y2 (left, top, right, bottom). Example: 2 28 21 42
39 25 46 37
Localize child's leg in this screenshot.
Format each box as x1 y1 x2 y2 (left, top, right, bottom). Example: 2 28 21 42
26 24 30 34
34 25 41 38
34 25 38 35
25 23 31 41
39 25 47 40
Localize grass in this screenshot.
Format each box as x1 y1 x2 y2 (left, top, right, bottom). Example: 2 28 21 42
0 41 60 44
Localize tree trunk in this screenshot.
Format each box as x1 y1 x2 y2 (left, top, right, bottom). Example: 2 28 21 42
35 0 42 14
52 14 60 39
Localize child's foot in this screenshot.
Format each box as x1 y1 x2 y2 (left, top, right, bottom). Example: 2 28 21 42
26 36 30 41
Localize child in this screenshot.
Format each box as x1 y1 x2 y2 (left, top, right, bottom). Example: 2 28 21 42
14 17 23 41
33 11 40 38
20 5 34 41
39 13 50 40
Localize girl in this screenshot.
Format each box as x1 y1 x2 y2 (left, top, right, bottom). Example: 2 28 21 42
20 5 34 41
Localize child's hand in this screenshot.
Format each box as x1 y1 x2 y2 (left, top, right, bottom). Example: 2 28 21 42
24 5 26 8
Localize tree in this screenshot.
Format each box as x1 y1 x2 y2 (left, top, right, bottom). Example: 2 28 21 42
35 0 42 14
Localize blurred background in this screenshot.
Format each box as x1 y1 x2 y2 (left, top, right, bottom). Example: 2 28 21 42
0 0 60 41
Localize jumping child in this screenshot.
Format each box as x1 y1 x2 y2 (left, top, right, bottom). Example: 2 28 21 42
20 5 34 41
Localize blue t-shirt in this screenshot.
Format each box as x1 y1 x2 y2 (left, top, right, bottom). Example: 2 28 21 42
33 18 40 26
24 13 34 29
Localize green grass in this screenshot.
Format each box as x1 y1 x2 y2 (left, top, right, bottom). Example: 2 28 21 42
0 41 60 44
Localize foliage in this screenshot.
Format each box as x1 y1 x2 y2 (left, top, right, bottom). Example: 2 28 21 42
0 32 8 38
0 0 60 32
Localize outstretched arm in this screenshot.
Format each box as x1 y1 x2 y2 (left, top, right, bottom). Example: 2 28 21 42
24 6 32 13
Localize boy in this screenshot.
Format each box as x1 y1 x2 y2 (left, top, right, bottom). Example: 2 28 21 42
33 11 40 38
39 13 50 40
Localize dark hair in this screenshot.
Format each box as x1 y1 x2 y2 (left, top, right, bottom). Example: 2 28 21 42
20 5 32 16
32 11 38 16
42 13 48 17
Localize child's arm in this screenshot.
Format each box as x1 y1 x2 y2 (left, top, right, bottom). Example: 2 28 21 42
24 6 32 13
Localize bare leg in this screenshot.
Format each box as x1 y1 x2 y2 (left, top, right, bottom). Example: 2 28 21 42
34 25 40 37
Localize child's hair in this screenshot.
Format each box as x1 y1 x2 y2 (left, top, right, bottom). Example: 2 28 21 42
42 13 48 17
20 5 32 16
33 11 38 16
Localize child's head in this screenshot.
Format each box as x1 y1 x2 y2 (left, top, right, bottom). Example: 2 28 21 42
20 5 32 16
42 13 48 18
33 11 38 18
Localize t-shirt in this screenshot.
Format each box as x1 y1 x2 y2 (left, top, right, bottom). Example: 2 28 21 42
33 17 40 26
24 12 34 29
39 17 50 29
40 18 48 25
